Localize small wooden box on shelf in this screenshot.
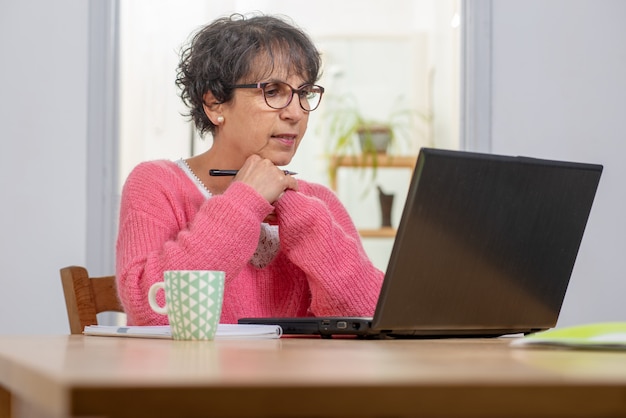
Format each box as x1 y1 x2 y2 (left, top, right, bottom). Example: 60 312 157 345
329 154 417 237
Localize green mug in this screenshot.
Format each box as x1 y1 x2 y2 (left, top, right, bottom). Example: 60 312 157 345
148 270 225 340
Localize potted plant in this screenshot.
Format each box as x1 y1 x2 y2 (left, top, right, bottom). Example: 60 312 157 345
322 95 432 185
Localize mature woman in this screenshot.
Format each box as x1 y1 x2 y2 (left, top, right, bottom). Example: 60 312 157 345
116 14 383 325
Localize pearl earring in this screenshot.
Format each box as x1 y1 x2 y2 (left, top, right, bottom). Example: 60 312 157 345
216 116 224 124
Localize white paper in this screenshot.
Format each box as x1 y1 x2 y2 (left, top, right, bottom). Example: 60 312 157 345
84 324 282 340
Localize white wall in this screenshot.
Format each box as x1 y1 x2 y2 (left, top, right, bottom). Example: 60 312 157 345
0 0 89 334
489 0 626 326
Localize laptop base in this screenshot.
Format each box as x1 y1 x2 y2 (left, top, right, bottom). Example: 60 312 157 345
238 317 544 339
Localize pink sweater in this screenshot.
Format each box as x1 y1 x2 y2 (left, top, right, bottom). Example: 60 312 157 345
116 160 384 325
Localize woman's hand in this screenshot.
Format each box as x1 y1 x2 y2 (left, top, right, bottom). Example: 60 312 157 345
234 155 298 204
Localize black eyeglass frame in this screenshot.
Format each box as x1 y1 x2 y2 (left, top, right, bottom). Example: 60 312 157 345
232 82 325 112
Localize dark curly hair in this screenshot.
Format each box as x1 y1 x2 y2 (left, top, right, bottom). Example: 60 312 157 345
175 14 322 137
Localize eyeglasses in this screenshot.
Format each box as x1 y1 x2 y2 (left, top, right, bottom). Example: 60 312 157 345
232 81 324 112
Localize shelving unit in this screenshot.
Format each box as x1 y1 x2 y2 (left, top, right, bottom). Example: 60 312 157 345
358 227 397 238
328 154 417 190
329 154 417 237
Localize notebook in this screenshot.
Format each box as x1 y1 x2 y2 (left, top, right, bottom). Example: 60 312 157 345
239 148 603 338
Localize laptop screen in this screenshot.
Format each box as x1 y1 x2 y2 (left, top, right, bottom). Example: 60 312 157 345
372 148 603 335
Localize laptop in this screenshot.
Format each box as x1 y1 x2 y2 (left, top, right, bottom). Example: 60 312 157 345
239 148 603 338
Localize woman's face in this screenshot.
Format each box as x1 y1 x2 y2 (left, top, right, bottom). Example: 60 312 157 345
215 69 310 168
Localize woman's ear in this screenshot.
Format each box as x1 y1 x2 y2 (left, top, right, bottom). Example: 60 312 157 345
202 91 224 125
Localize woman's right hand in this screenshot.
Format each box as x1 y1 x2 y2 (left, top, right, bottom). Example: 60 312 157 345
234 155 298 204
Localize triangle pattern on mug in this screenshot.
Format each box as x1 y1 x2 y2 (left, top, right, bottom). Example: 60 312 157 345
165 271 224 340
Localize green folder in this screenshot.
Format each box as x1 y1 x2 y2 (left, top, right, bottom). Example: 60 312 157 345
511 322 626 350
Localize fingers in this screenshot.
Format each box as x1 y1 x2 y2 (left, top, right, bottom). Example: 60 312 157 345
284 171 298 191
235 155 297 202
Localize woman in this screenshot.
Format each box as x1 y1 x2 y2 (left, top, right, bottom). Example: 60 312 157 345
116 14 384 325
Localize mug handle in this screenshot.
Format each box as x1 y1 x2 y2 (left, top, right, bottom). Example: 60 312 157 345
148 282 168 314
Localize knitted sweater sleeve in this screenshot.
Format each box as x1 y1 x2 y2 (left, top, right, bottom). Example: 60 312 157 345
116 161 274 325
274 181 384 317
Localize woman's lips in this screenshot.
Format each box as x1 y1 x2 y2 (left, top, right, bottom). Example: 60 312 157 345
272 134 297 145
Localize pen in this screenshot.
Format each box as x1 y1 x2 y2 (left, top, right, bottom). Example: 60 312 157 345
209 169 298 176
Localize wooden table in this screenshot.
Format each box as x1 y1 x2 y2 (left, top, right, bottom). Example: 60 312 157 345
1 335 625 418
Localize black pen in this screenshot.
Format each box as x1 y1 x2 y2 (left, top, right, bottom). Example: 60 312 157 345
209 169 298 176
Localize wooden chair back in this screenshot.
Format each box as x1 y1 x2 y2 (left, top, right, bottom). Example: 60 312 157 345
60 265 124 334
